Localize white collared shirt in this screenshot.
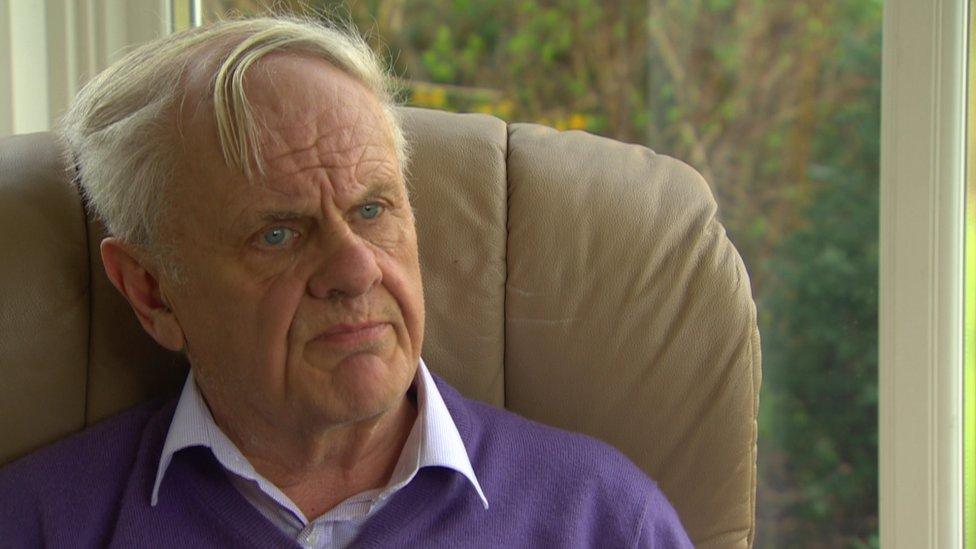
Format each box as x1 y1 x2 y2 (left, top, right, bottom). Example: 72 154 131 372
151 359 488 549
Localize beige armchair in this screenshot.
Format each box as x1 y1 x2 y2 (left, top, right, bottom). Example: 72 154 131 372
0 107 761 547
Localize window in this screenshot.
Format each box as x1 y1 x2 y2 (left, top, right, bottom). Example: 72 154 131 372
881 1 965 547
966 0 976 543
0 0 170 136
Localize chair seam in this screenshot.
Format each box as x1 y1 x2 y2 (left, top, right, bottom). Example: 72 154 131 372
72 158 94 428
502 120 512 410
748 307 760 548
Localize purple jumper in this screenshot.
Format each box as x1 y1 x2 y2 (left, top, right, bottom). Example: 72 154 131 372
0 376 692 548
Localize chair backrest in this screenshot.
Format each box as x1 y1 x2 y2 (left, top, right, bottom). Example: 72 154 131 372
0 106 761 548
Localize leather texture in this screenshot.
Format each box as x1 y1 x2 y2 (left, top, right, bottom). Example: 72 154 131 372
0 133 88 463
0 107 760 548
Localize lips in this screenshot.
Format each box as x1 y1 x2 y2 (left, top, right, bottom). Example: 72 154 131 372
314 321 391 347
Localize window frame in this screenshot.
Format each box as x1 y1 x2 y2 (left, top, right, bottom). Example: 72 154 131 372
0 0 169 136
879 0 968 547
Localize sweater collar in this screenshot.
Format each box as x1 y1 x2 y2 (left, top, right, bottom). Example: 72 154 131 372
151 359 488 512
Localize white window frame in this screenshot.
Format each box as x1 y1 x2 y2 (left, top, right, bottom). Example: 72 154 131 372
0 0 170 136
880 0 967 547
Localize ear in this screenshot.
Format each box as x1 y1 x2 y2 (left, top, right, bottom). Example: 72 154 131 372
100 237 185 352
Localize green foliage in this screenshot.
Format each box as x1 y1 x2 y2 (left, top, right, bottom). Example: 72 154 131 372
420 26 458 82
759 1 881 544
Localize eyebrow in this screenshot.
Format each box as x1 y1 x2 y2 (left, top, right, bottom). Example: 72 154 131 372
256 210 310 223
358 179 402 203
249 179 403 225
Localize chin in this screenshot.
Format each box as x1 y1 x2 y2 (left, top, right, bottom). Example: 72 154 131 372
314 352 413 424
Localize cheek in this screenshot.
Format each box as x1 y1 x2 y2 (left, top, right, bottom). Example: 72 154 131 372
180 260 308 373
367 218 424 324
378 246 425 349
253 270 309 356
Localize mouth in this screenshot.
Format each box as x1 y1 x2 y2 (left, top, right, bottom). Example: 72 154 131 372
313 321 391 347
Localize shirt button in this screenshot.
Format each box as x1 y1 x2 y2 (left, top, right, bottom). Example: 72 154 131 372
301 528 319 547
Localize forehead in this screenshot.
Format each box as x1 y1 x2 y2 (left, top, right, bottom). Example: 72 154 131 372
175 52 400 206
244 54 394 159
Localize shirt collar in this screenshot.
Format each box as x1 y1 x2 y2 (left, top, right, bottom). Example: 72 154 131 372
151 359 488 510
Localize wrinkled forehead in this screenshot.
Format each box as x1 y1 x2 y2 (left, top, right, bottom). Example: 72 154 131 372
248 55 396 165
176 51 398 186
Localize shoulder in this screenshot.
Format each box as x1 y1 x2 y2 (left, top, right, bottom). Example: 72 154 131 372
437 376 648 487
436 377 690 545
0 399 171 488
0 399 176 543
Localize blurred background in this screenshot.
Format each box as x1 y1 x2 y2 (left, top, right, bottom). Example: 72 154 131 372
192 1 881 546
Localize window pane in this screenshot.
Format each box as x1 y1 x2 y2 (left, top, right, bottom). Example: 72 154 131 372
194 1 882 545
966 0 976 543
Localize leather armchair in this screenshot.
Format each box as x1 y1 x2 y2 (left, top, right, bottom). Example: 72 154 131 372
0 107 761 547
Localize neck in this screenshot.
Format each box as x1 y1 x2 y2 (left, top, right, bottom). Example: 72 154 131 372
212 391 418 520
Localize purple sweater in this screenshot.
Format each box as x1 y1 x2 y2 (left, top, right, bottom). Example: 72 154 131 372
0 377 692 548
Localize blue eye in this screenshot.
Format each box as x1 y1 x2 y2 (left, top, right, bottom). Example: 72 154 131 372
359 203 382 219
261 227 293 246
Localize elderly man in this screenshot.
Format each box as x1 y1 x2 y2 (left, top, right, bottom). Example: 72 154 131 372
0 17 691 548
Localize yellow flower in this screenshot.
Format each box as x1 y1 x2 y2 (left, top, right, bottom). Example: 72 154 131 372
568 113 588 130
495 100 515 119
409 85 448 108
411 88 430 105
429 87 447 108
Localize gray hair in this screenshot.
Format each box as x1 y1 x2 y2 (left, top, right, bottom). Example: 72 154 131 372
61 16 407 264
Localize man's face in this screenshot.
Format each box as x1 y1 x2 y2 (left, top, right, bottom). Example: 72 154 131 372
162 54 424 433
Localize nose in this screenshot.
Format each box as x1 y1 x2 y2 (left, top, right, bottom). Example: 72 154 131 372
306 229 382 301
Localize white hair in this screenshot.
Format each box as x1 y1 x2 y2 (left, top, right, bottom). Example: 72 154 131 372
61 16 407 263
